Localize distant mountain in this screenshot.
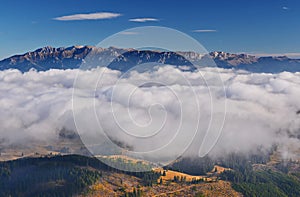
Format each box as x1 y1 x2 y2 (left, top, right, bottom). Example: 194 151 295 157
0 46 92 71
209 51 300 73
1 46 300 73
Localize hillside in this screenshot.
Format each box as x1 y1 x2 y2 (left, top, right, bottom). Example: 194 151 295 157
0 154 241 197
1 153 300 196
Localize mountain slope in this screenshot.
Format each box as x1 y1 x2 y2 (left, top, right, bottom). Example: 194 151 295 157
0 154 242 197
210 51 300 73
0 46 92 71
1 46 300 73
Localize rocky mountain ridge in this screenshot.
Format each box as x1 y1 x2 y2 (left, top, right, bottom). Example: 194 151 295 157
1 46 299 73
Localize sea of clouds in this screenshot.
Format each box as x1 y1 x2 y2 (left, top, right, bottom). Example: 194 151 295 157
0 66 299 161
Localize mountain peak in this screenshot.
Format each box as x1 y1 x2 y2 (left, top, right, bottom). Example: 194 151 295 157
210 51 255 59
34 46 55 53
208 51 258 66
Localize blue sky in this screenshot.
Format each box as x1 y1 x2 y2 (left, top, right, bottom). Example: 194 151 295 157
0 0 300 59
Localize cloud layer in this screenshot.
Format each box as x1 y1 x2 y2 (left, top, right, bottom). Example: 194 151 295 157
54 12 121 21
0 67 299 162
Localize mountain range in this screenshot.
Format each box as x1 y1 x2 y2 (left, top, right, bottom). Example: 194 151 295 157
1 46 300 73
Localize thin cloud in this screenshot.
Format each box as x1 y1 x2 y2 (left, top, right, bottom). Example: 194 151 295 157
54 12 121 21
119 31 139 35
129 18 159 22
193 29 217 33
282 6 289 10
250 52 300 58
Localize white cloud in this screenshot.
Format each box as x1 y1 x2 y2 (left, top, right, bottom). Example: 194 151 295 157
129 18 159 22
119 31 139 35
53 12 121 21
0 67 299 161
193 29 217 33
282 6 289 10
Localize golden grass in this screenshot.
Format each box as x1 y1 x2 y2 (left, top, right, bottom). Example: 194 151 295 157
154 168 206 182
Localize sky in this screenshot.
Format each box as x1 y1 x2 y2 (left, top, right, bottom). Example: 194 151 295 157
0 0 300 60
